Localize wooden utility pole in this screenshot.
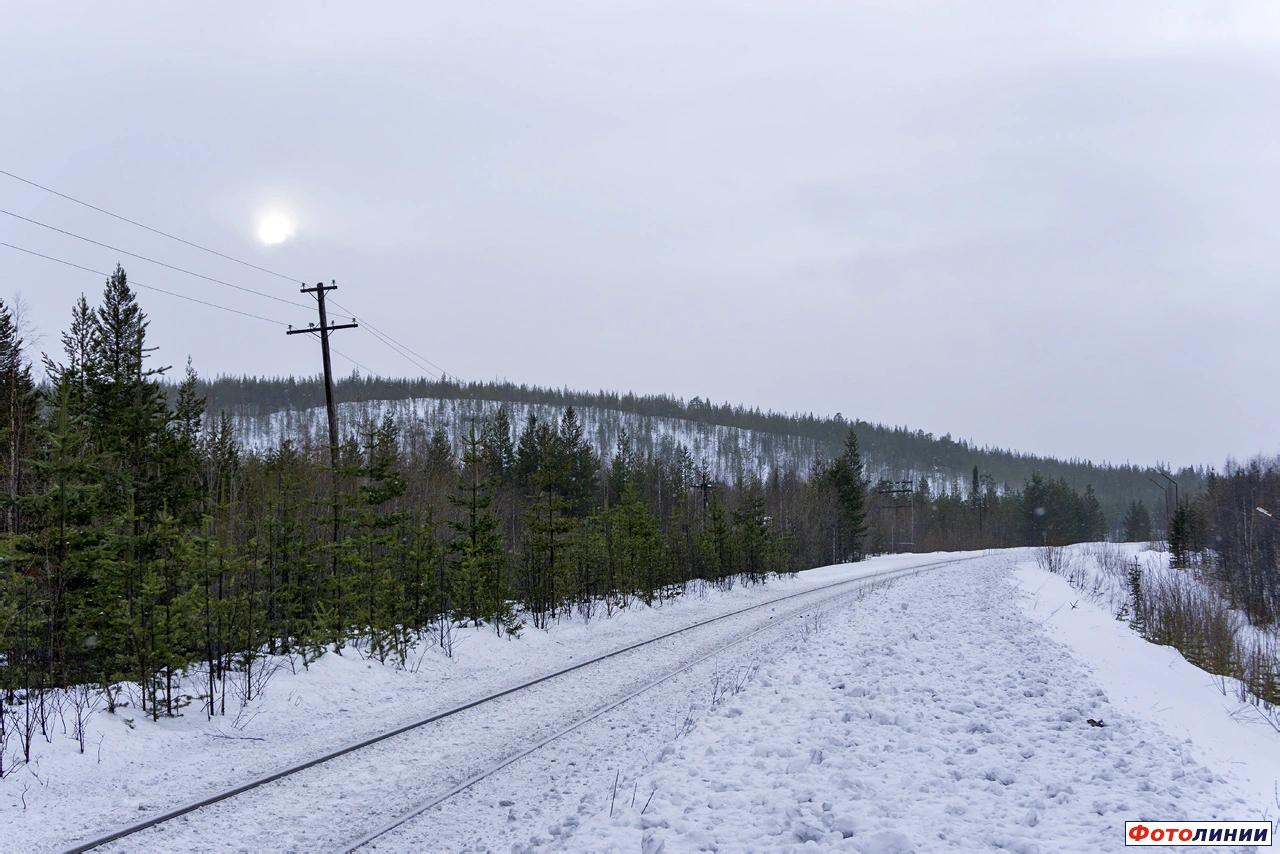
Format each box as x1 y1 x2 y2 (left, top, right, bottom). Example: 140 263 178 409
875 478 914 552
287 281 358 556
694 472 714 521
1147 476 1170 533
1157 470 1179 511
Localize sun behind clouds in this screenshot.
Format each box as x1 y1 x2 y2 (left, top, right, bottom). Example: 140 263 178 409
256 210 295 245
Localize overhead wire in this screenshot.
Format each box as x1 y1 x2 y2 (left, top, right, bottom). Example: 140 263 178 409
329 346 374 375
354 321 443 379
0 241 296 328
0 168 299 282
329 298 450 377
0 208 312 310
3 238 371 375
1 167 454 379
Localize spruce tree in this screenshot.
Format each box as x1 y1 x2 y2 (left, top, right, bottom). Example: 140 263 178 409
558 407 596 516
514 412 542 488
732 478 780 583
700 491 733 586
344 417 406 656
1023 473 1050 545
522 418 573 627
17 382 107 688
1082 485 1106 542
0 298 37 535
1122 499 1151 542
480 406 520 549
480 405 516 482
608 482 667 605
1168 502 1193 567
43 294 95 402
608 429 635 504
449 423 518 634
827 428 868 560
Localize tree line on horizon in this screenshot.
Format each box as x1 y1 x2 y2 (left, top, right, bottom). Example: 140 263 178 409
185 371 1205 529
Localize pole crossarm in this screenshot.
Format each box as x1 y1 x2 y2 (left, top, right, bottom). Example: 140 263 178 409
286 322 360 335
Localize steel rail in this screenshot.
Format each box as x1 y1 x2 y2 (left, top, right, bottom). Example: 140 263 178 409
62 554 978 853
340 557 970 851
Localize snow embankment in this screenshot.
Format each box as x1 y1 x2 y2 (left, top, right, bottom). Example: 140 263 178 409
562 554 1258 853
1014 550 1280 823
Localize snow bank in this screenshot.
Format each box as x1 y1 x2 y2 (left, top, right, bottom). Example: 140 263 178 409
1014 554 1280 820
562 556 1258 852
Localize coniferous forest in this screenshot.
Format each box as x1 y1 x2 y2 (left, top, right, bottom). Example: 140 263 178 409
192 373 1204 528
2 267 1122 731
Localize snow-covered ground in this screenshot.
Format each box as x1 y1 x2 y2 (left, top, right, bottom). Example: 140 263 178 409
1014 550 1280 831
3 552 959 852
1024 542 1280 723
556 551 1274 852
8 547 1279 853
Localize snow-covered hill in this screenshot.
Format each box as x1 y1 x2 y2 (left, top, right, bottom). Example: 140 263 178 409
196 378 1204 523
225 396 930 485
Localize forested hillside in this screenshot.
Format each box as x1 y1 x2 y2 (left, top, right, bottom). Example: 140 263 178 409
191 374 1205 531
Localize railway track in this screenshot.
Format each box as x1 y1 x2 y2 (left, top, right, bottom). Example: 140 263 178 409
63 554 978 853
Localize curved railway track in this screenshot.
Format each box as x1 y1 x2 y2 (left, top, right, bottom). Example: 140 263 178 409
63 554 978 854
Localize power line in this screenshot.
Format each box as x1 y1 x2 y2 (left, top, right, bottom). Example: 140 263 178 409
0 241 295 327
0 168 299 283
6 237 373 373
1 167 456 378
357 322 443 379
329 298 450 377
2 204 408 376
0 208 311 310
330 346 374 375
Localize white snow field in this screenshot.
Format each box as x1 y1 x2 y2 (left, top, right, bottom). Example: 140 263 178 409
547 552 1276 853
6 548 1278 853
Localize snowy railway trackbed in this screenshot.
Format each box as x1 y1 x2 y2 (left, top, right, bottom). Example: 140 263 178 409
62 554 978 854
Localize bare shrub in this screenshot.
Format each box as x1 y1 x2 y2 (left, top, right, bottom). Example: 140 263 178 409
673 704 697 739
1141 571 1240 676
12 689 41 768
1035 545 1066 574
0 695 18 779
710 663 758 707
799 608 825 642
1135 568 1280 722
67 684 102 754
231 652 285 709
1087 543 1129 583
1237 634 1280 710
1038 546 1089 591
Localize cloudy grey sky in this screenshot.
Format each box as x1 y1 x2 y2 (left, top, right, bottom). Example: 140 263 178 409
3 2 1278 468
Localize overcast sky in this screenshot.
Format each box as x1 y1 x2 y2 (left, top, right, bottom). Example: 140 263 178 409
4 2 1279 468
